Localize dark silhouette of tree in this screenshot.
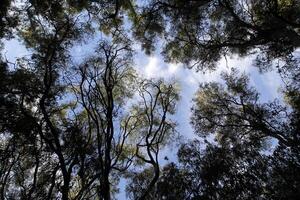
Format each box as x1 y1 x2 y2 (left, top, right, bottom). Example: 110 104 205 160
126 163 189 200
132 0 300 70
192 69 300 149
187 69 300 199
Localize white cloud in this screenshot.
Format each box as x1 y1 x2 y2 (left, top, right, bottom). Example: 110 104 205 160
141 56 182 79
144 56 160 78
3 39 29 62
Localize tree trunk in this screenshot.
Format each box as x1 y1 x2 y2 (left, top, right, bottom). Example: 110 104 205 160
61 175 70 200
101 173 111 200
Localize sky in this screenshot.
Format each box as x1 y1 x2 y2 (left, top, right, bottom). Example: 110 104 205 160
3 37 283 199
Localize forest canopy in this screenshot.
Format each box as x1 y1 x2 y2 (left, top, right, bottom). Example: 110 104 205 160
0 0 299 199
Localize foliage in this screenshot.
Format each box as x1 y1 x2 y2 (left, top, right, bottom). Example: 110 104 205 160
132 0 300 70
1 0 300 199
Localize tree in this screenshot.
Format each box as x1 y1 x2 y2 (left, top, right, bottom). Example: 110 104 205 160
0 60 45 199
126 163 189 200
132 0 300 70
130 79 179 200
191 69 300 151
186 69 300 199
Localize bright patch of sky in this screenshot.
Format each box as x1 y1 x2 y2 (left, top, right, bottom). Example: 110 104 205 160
3 39 28 61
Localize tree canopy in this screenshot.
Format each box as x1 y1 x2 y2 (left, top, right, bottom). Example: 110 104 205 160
0 0 300 200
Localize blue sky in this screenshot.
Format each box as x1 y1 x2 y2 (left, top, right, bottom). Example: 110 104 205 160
3 37 283 199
